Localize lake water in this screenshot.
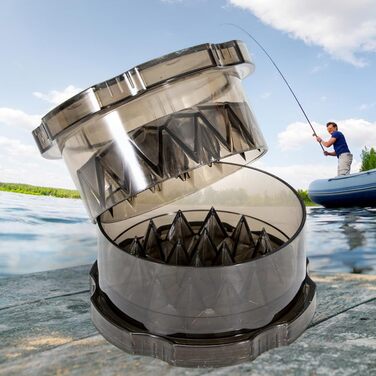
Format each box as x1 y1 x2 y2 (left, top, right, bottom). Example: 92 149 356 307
0 191 375 276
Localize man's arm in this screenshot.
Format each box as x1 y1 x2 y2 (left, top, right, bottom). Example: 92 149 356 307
324 150 336 157
316 136 337 148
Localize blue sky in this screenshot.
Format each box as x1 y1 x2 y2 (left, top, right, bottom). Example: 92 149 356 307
1 0 376 189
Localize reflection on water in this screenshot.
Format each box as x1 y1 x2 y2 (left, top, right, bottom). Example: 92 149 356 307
306 207 376 274
0 191 375 275
0 191 96 276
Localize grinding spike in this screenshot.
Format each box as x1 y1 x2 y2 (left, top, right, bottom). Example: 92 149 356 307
231 216 255 247
214 242 235 266
178 172 190 181
217 237 234 254
149 183 162 194
186 234 200 258
167 210 194 250
143 220 164 261
254 228 274 256
190 251 204 267
199 207 227 247
166 240 189 266
128 237 145 258
232 216 256 262
191 229 218 266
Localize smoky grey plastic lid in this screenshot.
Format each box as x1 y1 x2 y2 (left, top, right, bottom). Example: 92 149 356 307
32 40 253 159
32 40 267 221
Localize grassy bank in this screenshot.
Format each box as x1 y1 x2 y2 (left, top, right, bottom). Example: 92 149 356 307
0 182 316 205
0 183 80 199
297 189 316 206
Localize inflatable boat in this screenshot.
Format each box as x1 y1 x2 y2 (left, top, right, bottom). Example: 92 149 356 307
308 169 376 207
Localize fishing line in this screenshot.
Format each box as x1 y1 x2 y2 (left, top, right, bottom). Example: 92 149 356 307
224 23 325 152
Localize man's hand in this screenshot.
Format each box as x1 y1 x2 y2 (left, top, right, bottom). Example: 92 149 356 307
324 151 329 156
316 136 322 143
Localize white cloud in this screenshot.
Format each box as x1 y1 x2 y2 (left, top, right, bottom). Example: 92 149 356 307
229 0 376 66
0 86 82 188
254 160 337 189
0 85 82 130
0 108 40 130
0 86 81 131
330 119 376 148
0 136 37 157
0 135 74 189
33 85 82 106
254 159 361 189
278 119 376 152
277 121 324 151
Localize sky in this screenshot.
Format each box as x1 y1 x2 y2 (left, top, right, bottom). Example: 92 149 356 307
1 0 376 190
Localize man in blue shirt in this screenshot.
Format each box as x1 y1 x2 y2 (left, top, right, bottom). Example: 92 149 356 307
316 122 353 176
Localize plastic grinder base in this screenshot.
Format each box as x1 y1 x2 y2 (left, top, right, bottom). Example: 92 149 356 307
89 262 316 368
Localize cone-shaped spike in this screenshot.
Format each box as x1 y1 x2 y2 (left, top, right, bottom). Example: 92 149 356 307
199 207 227 247
167 210 194 250
161 241 173 261
214 242 235 266
187 234 200 258
254 228 274 256
128 236 145 258
217 237 234 254
143 220 164 261
178 172 190 181
191 229 218 266
190 251 204 267
166 240 189 266
232 216 256 262
232 216 255 247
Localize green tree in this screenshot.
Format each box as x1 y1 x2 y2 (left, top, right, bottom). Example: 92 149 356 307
360 147 376 172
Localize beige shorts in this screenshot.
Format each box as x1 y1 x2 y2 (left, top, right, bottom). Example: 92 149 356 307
338 152 353 176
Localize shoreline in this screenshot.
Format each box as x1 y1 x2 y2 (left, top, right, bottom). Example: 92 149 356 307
0 182 80 199
0 182 317 206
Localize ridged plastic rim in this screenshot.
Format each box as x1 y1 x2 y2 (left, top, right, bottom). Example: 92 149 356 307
32 40 253 158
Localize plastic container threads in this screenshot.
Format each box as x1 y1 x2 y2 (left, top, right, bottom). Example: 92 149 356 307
33 40 316 367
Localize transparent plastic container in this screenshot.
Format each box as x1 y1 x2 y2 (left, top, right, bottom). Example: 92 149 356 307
33 40 316 367
98 164 306 335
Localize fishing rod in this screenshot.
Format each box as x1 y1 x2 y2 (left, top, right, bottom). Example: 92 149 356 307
224 23 325 152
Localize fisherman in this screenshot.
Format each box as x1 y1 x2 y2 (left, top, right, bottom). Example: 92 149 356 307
315 122 353 176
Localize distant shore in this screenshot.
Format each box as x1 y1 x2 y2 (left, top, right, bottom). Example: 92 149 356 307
0 183 80 199
0 182 317 205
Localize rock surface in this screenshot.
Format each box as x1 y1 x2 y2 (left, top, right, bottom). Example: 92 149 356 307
0 265 375 375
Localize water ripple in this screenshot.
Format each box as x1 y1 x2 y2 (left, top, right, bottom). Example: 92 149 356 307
0 191 375 275
306 206 376 274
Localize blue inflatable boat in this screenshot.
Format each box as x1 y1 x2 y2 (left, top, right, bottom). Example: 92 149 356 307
308 169 376 207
